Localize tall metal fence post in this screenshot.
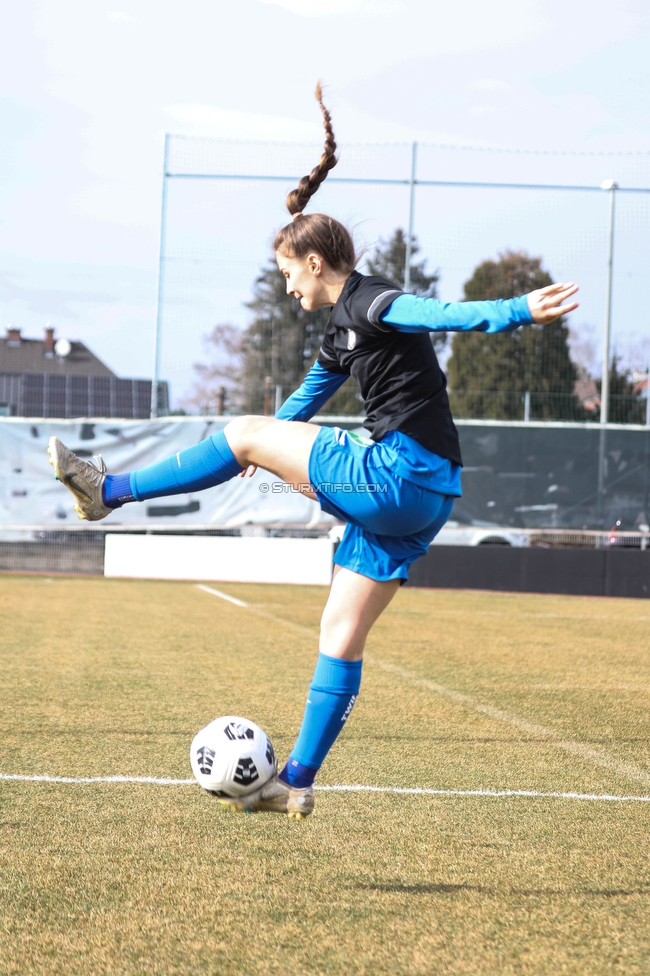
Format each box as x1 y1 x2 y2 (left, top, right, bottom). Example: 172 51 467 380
597 424 607 527
599 179 617 426
151 134 170 420
403 142 418 292
597 179 617 525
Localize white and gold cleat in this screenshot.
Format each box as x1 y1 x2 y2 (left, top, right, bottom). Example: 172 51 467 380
47 436 112 522
216 775 315 820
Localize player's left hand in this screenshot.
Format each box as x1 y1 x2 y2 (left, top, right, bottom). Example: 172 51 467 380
527 282 579 324
239 465 258 478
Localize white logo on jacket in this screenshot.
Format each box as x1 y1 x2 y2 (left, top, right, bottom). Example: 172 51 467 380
346 329 357 350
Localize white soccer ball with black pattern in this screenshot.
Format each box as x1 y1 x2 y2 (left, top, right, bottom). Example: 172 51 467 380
190 715 276 797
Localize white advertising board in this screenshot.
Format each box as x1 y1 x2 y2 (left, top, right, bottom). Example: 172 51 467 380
104 534 333 586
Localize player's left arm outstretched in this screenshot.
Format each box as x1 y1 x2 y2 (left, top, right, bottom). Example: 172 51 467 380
377 282 579 334
238 282 580 480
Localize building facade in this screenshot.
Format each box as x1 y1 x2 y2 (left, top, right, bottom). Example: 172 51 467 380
0 326 168 418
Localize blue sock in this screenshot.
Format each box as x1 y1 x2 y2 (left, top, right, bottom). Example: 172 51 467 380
101 430 243 508
102 473 135 508
279 653 362 789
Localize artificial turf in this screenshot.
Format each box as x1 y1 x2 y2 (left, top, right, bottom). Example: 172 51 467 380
1 575 649 974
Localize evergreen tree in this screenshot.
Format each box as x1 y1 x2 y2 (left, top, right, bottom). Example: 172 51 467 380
446 250 581 420
366 228 438 296
598 355 646 424
241 260 330 414
185 263 331 415
366 229 444 353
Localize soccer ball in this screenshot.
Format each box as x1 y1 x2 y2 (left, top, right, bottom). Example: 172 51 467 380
190 716 276 797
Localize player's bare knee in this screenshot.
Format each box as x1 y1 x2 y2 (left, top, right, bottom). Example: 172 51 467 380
224 415 269 459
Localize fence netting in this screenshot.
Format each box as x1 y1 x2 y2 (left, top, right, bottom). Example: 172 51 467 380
158 137 650 421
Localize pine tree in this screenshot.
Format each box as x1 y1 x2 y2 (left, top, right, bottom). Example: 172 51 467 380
446 250 581 420
599 355 646 424
185 263 331 415
366 228 438 296
241 261 330 414
366 229 444 353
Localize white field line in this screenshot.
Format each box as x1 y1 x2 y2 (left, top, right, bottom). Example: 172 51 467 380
1 773 649 803
194 584 313 634
195 585 650 790
0 773 196 785
366 657 650 790
195 584 247 607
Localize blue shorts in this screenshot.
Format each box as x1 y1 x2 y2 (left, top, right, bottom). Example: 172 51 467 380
308 426 455 582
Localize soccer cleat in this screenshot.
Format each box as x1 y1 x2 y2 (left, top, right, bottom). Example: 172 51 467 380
47 436 112 522
216 775 315 820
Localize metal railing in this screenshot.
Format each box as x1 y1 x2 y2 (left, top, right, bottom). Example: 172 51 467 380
448 391 649 424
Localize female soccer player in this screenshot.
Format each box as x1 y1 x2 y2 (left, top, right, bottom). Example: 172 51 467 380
48 85 578 819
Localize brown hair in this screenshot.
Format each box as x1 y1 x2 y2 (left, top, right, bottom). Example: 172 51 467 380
273 83 356 273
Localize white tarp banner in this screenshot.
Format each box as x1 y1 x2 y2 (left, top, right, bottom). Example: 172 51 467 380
0 418 334 528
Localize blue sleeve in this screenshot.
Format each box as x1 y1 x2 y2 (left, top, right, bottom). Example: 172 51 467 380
379 293 533 334
275 361 348 422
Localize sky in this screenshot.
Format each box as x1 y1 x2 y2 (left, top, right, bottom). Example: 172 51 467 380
1 0 649 404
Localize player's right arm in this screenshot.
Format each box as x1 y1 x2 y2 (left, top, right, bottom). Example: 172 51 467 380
274 361 348 422
239 362 346 478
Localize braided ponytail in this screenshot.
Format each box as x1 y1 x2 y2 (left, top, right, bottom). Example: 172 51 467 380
274 83 356 274
286 82 338 217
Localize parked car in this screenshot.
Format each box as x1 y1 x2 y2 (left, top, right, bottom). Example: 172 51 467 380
432 508 528 547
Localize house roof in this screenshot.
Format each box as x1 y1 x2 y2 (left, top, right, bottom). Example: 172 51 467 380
0 328 116 378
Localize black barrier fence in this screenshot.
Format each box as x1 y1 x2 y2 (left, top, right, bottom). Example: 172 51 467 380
407 545 650 599
454 422 650 532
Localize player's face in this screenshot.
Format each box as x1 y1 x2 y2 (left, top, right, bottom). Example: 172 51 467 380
276 250 331 311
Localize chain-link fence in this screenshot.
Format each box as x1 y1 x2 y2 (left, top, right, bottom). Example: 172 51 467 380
154 137 650 421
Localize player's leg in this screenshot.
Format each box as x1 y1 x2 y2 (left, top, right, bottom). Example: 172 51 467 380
218 567 401 819
219 485 454 817
277 567 400 789
48 417 320 520
223 415 319 495
275 495 455 801
122 417 321 502
319 565 401 660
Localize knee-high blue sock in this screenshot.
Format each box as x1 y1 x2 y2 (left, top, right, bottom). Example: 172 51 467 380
102 429 243 508
279 653 362 789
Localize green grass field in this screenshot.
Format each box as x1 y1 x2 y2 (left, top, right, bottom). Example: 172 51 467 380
1 575 650 975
